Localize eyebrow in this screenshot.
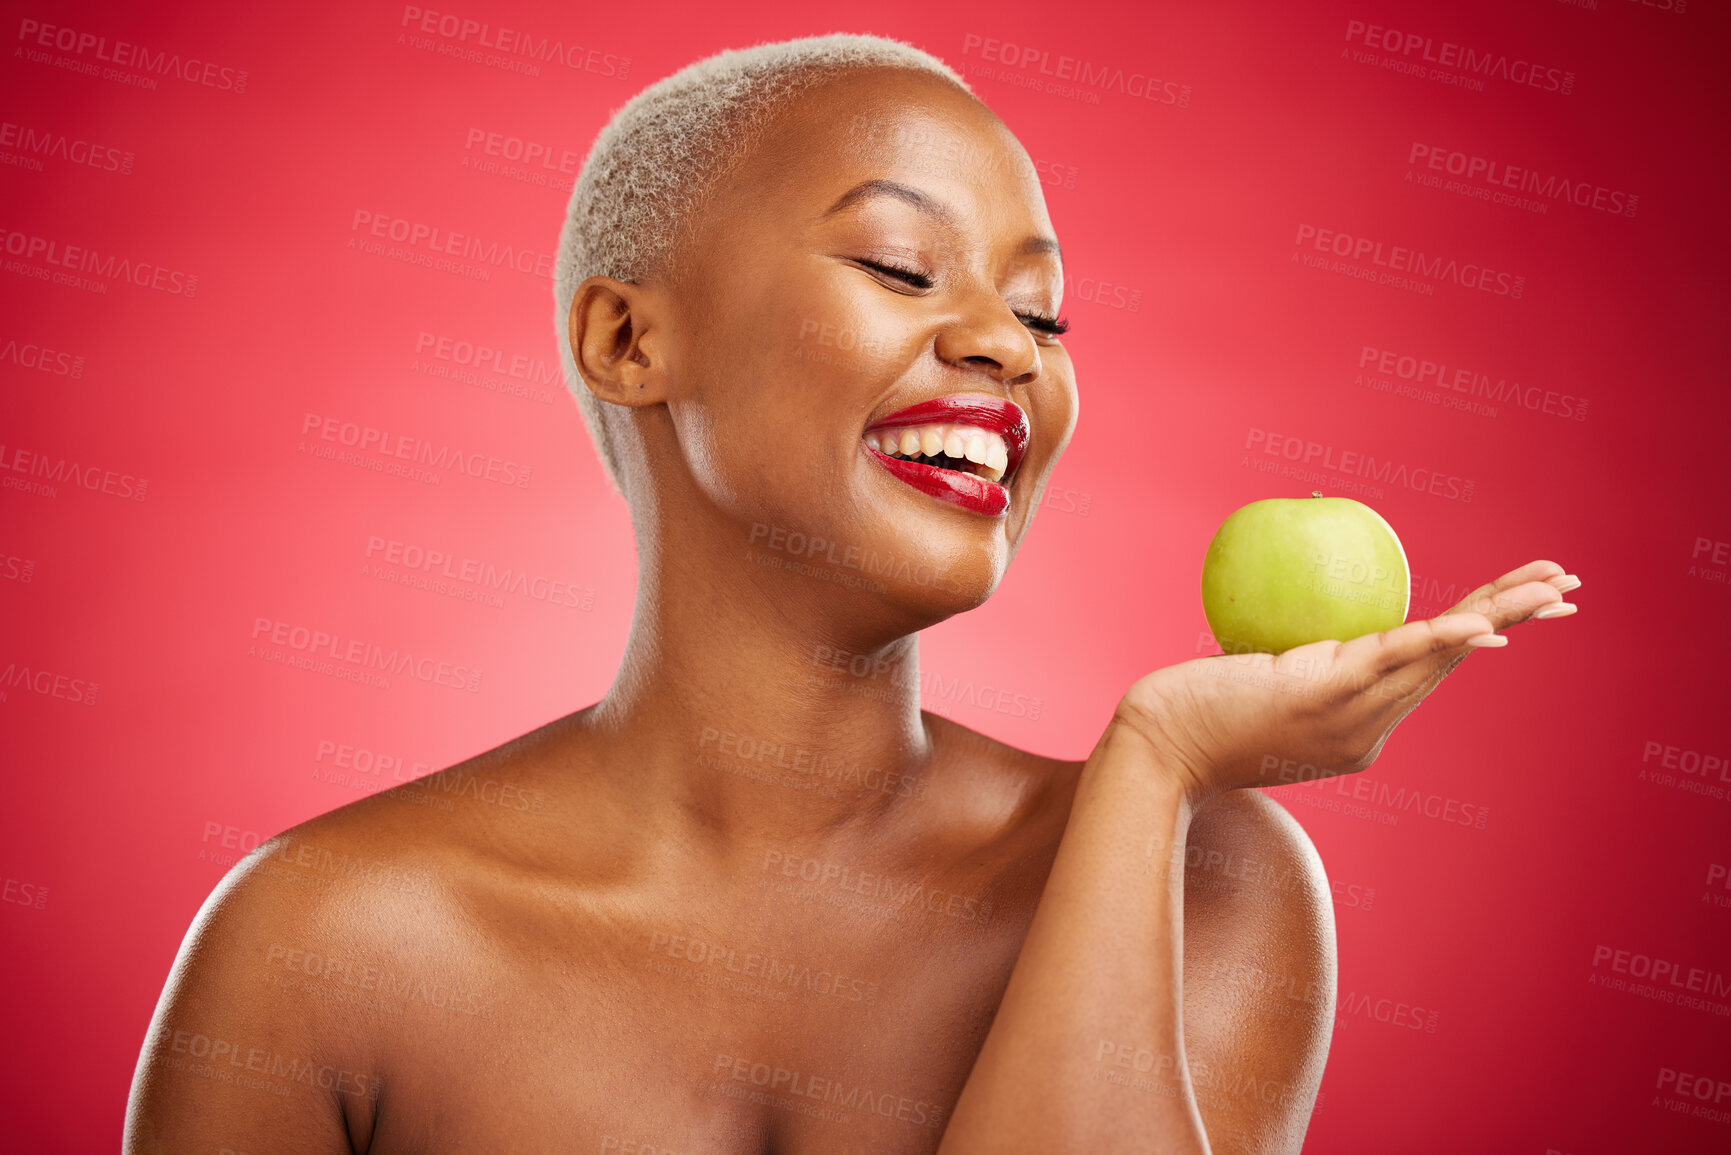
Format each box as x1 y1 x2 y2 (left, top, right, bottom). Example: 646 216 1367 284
821 178 1063 265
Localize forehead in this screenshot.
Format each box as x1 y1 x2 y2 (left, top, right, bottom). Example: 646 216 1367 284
718 68 1053 243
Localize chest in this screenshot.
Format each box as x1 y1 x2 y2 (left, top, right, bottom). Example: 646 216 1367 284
364 895 1025 1154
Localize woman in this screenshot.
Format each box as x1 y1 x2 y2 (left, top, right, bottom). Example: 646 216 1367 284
124 32 1577 1154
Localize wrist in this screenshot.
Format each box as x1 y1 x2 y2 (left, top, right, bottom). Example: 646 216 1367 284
1095 707 1216 817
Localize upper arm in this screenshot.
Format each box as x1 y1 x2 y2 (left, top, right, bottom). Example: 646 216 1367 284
1180 789 1338 1155
123 839 379 1154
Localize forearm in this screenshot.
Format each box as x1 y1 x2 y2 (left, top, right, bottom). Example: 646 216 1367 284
938 717 1211 1155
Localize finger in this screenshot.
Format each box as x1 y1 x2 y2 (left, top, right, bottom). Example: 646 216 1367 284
1444 559 1573 620
1393 569 1580 696
1311 562 1577 712
1444 576 1576 634
1345 611 1499 682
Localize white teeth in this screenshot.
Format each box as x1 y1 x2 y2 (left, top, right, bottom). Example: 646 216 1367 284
978 438 1009 484
864 421 1013 482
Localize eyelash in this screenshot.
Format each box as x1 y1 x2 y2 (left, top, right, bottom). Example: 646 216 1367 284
858 259 1070 338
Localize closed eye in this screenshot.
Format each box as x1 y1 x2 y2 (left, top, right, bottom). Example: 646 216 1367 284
856 258 933 290
1018 312 1069 337
856 260 1070 338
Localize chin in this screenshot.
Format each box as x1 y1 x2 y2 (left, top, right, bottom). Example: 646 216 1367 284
726 449 1021 627
849 507 1010 622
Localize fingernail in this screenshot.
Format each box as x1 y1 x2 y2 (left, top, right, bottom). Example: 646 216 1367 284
1533 603 1577 620
1550 574 1582 593
1466 634 1508 648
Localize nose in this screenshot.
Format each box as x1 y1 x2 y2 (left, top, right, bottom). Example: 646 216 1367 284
933 289 1042 389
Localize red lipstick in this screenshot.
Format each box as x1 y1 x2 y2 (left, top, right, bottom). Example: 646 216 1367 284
866 451 1009 516
862 394 1029 518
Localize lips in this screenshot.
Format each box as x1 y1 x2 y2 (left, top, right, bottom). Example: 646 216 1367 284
867 396 1030 477
867 452 1010 516
863 394 1030 517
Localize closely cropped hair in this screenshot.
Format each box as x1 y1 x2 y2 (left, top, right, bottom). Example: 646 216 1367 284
553 32 973 498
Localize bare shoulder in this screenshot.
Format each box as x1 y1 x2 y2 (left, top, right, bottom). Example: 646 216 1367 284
1187 789 1335 952
124 804 412 1151
925 714 1336 1150
1182 789 1338 1154
124 716 586 1153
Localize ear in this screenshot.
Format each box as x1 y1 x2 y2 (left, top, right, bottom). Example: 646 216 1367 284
568 276 670 407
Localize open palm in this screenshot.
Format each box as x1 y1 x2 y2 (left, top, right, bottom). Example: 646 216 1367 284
1116 559 1580 806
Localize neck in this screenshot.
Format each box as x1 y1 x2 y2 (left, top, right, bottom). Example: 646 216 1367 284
584 512 940 850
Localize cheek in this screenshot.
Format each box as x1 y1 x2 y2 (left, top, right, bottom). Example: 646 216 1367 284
788 311 899 370
749 287 917 435
669 267 922 504
671 385 834 514
782 287 907 377
778 259 929 376
1028 378 1079 463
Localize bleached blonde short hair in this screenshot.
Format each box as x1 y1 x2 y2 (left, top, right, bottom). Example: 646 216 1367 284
553 32 974 498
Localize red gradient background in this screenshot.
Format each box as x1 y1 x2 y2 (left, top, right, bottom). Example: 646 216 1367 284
3 1 1728 1150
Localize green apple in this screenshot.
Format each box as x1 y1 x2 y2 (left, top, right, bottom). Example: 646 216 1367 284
1201 492 1410 655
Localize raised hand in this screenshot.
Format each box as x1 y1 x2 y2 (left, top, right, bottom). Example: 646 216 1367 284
1114 559 1580 807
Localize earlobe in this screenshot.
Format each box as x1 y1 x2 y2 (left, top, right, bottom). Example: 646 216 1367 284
569 276 668 408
